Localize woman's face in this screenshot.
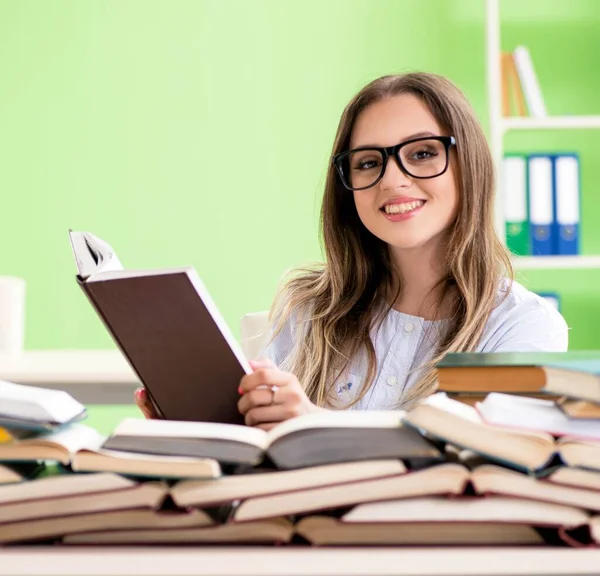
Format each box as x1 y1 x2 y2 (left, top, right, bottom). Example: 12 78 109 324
349 94 458 255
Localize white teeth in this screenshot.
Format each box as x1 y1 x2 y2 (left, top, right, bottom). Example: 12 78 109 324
384 200 424 215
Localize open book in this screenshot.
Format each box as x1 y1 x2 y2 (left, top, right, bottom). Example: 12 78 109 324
295 496 586 546
0 423 221 480
0 380 86 431
68 230 251 424
403 393 600 474
225 462 600 524
476 393 600 441
61 518 294 546
0 472 167 527
102 411 441 469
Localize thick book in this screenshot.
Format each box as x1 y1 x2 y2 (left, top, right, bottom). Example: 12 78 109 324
101 411 441 469
403 393 600 474
62 518 294 546
436 351 600 403
0 507 214 545
295 496 584 546
69 230 251 424
0 472 167 526
0 379 86 431
170 459 407 509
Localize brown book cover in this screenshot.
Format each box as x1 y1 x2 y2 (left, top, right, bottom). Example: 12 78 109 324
70 230 250 424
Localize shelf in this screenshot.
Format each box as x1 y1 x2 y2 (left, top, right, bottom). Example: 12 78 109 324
503 116 600 131
513 255 600 269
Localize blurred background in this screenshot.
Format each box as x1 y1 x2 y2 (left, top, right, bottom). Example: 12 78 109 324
1 0 599 352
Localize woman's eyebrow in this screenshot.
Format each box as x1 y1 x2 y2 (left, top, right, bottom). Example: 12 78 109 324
351 130 438 149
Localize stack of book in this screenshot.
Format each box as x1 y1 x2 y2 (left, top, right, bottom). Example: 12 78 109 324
0 356 599 548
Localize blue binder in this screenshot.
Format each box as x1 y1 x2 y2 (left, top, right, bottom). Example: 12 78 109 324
528 155 554 256
552 154 580 255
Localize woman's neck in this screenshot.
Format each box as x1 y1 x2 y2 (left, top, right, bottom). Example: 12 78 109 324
388 243 453 321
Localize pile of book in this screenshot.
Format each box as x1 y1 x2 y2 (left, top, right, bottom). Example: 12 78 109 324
0 351 599 547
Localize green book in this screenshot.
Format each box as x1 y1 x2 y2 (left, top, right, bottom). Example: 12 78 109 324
438 350 600 369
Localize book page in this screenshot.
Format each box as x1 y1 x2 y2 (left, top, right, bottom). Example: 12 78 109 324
110 418 268 449
477 393 600 441
265 410 405 446
0 380 85 424
26 424 106 453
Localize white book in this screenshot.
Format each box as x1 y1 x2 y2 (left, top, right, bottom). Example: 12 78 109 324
513 46 547 117
0 380 86 429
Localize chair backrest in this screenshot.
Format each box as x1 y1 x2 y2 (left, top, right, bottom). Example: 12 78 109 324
240 311 269 360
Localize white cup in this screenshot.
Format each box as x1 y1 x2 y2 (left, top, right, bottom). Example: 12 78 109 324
0 276 26 353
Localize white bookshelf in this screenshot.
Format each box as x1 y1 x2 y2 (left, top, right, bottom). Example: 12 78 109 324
486 0 600 270
502 115 600 132
514 255 600 270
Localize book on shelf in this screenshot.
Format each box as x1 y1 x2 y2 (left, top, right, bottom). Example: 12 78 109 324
436 351 600 403
68 229 251 425
500 46 546 118
501 51 527 117
402 393 600 474
0 379 86 432
101 411 441 470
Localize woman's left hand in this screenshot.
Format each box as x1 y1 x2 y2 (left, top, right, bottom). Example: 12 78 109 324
238 358 327 431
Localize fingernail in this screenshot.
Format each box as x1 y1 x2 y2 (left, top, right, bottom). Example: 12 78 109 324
135 388 144 399
238 386 243 395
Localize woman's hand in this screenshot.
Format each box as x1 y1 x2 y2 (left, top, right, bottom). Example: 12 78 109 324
238 358 326 431
134 388 161 419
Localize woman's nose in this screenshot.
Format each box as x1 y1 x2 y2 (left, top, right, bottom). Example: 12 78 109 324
379 155 412 191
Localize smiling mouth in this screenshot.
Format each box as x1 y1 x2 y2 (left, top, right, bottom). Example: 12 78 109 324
381 200 426 215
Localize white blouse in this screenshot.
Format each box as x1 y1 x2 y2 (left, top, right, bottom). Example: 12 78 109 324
260 279 569 410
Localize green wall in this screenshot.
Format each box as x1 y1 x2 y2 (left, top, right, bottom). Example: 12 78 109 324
0 0 598 351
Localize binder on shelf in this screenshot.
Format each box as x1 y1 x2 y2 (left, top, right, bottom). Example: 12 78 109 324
528 155 554 256
553 154 580 256
502 154 529 255
536 292 560 312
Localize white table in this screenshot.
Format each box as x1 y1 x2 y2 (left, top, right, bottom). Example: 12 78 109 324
0 547 599 576
0 350 139 403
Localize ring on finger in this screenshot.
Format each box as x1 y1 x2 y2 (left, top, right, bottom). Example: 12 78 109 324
270 384 279 405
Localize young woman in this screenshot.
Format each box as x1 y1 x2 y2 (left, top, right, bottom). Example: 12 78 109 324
137 72 568 429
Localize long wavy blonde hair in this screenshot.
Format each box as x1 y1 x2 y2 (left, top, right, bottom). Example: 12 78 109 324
268 72 513 408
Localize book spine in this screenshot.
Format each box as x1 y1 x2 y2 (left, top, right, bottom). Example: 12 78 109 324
506 51 527 116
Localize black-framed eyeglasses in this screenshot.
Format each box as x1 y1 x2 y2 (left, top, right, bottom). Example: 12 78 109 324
332 135 456 191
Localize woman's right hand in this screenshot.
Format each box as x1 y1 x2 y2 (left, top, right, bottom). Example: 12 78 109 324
134 388 160 419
